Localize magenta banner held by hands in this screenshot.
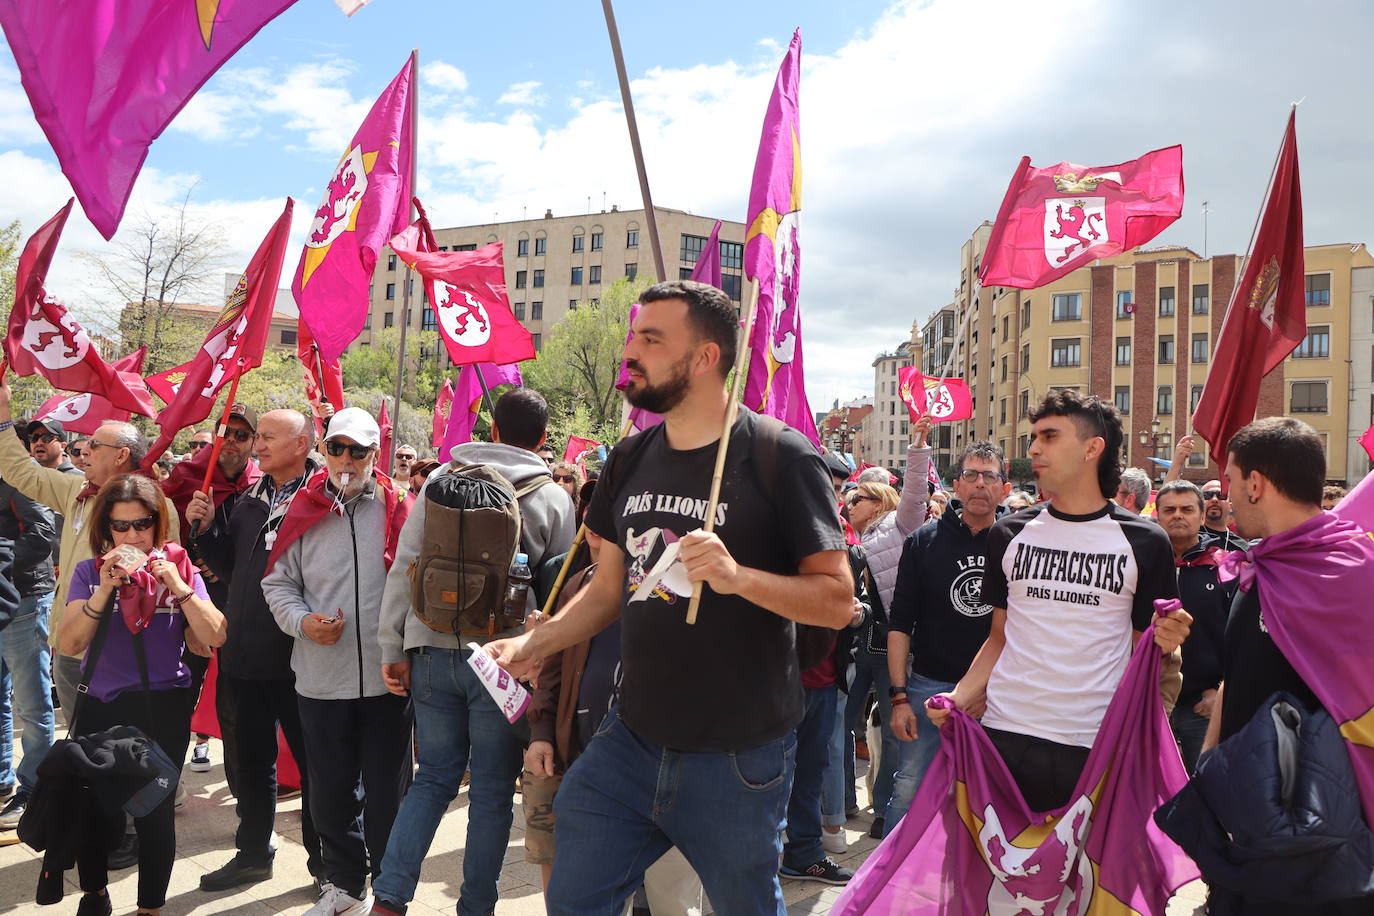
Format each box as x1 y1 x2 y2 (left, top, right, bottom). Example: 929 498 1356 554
741 30 819 448
293 56 415 364
0 0 299 239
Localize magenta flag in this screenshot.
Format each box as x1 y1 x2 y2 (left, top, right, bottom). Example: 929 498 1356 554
292 56 414 364
691 220 723 290
615 302 663 432
835 608 1199 915
741 30 819 448
980 146 1184 289
378 398 392 468
0 0 298 240
1359 424 1374 464
440 362 522 456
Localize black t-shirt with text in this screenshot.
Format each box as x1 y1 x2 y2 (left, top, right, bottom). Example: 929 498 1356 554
585 411 845 751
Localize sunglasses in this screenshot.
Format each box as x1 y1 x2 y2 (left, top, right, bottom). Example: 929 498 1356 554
552 473 576 483
68 447 84 457
1201 490 1223 500
224 429 253 443
188 440 210 450
326 441 374 460
30 432 60 444
109 516 156 533
849 494 881 506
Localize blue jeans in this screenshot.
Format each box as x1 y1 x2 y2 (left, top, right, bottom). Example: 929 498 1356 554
783 686 837 869
884 672 956 836
0 595 54 793
1171 703 1210 774
822 685 847 829
373 648 522 916
846 641 896 814
548 711 796 915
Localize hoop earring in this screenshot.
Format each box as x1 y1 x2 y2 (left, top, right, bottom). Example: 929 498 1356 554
1247 494 1259 505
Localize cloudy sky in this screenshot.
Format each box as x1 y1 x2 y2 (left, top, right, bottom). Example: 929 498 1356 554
3 0 1372 409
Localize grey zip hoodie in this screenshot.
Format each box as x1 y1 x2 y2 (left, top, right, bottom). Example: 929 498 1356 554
263 481 391 700
378 442 576 664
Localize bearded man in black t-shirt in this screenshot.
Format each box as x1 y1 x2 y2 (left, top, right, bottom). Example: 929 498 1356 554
486 281 853 915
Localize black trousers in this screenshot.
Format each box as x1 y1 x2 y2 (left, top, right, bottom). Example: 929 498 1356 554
74 687 192 910
984 727 1091 813
297 692 413 900
183 647 241 795
228 676 322 874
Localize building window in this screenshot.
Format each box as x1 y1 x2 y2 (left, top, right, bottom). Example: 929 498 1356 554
515 270 527 289
679 267 693 281
572 235 584 253
1000 398 1007 424
517 238 529 257
1192 333 1208 363
1019 389 1029 418
1116 290 1133 319
532 333 541 351
591 231 603 251
1159 286 1176 317
1001 355 1008 382
589 265 601 284
1293 326 1330 359
625 263 638 280
533 269 544 288
421 306 436 331
1052 293 1082 321
383 311 394 328
1021 301 1031 329
1114 386 1130 414
1157 386 1173 415
280 329 298 345
514 302 525 320
721 274 742 301
1050 338 1081 368
720 241 743 269
1190 384 1204 413
680 234 707 263
1305 273 1331 306
1291 380 1328 413
385 283 395 300
455 243 477 252
1158 335 1175 364
1115 336 1131 366
1020 342 1030 373
571 267 583 285
534 237 547 256
1192 284 1209 315
531 301 543 320
387 254 396 271
1002 315 1010 341
626 229 639 248
569 299 578 311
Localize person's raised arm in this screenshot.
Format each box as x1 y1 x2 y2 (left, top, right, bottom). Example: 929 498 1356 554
1163 435 1195 484
485 535 626 679
893 416 933 536
0 379 84 513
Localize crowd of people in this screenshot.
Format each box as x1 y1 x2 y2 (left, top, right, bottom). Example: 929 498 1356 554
0 277 1366 916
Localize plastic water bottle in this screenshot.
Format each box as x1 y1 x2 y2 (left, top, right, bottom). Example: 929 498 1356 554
504 552 533 623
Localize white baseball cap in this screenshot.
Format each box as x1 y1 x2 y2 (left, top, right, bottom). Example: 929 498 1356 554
324 407 380 449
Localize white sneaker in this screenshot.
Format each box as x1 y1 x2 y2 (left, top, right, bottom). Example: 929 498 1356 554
174 783 189 809
823 828 848 855
304 883 372 916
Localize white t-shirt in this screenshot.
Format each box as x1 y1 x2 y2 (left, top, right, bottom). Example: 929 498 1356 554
980 502 1177 748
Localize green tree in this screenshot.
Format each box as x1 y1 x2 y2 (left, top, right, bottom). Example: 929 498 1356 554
1007 457 1033 483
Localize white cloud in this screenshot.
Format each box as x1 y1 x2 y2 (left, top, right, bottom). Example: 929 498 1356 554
497 80 545 107
0 65 43 145
422 61 469 93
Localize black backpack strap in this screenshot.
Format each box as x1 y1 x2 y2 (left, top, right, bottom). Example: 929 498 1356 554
599 424 661 506
130 628 159 737
749 415 784 505
67 595 116 739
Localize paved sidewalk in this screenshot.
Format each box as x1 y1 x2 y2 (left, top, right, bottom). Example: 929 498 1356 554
0 736 1207 914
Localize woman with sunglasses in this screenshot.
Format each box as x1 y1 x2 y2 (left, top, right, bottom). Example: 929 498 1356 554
57 474 227 916
549 460 584 504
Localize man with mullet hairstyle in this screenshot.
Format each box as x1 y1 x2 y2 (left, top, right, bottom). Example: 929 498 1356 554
929 390 1191 812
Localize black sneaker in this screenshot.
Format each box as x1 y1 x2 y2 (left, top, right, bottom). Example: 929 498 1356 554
200 854 273 891
0 791 29 830
75 891 112 916
108 832 139 870
372 898 408 916
868 816 885 839
778 857 855 885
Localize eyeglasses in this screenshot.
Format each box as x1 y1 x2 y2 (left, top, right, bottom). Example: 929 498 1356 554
88 439 119 453
552 473 575 483
188 440 209 450
30 432 59 445
958 470 1005 485
109 516 156 533
396 454 416 463
1201 490 1223 500
326 441 374 460
849 494 881 506
224 429 253 443
68 447 83 458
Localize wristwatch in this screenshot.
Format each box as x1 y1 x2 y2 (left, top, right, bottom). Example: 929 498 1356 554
887 685 906 699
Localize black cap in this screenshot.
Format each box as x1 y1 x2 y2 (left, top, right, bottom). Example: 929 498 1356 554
823 452 851 480
25 418 66 441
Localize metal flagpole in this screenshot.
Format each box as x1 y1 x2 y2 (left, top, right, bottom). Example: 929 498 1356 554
601 0 667 280
391 47 420 450
472 364 499 420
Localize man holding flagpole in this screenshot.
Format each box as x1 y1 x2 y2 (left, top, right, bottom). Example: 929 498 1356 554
484 280 853 913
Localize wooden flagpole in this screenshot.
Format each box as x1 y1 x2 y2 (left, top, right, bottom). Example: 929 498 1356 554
391 47 421 457
190 358 248 537
684 281 761 624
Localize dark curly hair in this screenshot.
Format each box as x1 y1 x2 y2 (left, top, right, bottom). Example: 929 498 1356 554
1028 390 1124 499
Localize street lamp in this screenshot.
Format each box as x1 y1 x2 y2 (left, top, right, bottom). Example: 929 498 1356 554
1138 417 1172 475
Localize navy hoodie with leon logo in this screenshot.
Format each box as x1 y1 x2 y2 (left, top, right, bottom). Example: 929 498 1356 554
888 504 1006 684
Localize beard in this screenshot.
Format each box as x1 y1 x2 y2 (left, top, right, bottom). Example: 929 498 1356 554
1205 505 1226 523
329 462 372 497
625 354 693 415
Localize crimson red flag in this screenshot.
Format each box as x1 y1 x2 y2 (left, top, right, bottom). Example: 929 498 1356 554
6 200 156 416
1193 111 1305 469
432 378 454 450
898 367 973 423
296 317 346 438
146 361 193 405
379 398 393 469
31 348 147 435
980 146 1184 289
389 200 535 367
145 199 294 465
564 435 601 465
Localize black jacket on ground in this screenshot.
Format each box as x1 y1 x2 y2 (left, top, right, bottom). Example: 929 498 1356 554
1175 540 1233 708
0 480 57 598
195 460 320 680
